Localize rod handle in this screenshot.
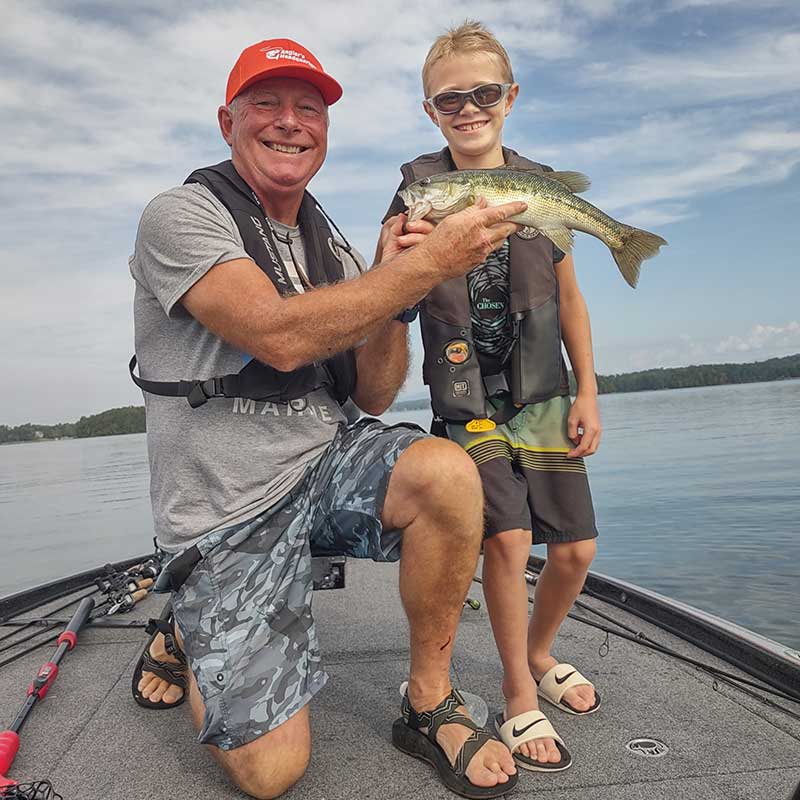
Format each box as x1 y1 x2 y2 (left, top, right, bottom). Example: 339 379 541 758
0 730 20 784
57 597 95 650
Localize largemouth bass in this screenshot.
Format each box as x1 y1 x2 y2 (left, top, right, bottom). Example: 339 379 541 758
399 168 667 288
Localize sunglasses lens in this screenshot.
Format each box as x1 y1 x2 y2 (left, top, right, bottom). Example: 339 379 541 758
473 84 503 107
433 92 463 113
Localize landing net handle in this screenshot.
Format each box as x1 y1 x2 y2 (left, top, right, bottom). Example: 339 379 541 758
0 598 94 792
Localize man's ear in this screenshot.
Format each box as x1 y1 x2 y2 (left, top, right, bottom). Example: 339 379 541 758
218 105 234 145
423 100 440 128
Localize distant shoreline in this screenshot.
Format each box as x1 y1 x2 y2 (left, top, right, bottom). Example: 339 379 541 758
2 353 798 444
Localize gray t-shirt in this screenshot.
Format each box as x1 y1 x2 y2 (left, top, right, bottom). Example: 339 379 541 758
129 183 366 551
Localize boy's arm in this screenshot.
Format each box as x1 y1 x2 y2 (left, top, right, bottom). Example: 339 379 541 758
555 253 603 458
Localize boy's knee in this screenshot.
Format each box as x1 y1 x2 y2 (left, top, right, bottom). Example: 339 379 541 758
548 538 596 574
484 529 532 566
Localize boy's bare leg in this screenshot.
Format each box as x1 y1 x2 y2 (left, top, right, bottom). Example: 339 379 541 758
527 539 598 710
382 438 517 788
181 646 310 799
482 529 561 764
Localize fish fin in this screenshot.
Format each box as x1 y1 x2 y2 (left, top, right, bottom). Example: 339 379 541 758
612 227 668 288
545 171 591 194
406 200 433 223
540 226 575 254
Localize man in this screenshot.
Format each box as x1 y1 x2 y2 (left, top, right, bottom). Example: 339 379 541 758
129 38 525 799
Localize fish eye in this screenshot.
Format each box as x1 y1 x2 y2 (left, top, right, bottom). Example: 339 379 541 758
421 177 431 185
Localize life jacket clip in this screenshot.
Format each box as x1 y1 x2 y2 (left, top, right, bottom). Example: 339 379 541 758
187 378 225 408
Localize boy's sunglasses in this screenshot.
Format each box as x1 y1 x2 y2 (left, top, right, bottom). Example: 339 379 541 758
426 83 513 115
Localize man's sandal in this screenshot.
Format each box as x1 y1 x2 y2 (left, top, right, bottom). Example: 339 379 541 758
494 710 572 772
131 611 187 710
392 687 519 799
537 663 601 716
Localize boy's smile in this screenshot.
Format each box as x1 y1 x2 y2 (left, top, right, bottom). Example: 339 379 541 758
424 52 518 170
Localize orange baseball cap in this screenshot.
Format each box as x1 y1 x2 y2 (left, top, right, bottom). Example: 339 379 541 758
226 38 343 106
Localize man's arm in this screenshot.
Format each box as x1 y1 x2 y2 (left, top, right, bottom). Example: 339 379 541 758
351 320 409 415
180 199 526 373
555 253 603 458
350 214 436 415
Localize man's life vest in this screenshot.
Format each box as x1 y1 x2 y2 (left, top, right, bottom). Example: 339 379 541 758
393 147 569 424
130 160 357 409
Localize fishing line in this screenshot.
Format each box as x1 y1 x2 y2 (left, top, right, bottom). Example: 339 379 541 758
471 574 800 718
0 779 62 799
0 589 99 644
0 599 112 657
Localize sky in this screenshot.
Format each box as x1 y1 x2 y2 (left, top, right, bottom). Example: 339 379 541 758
1 0 799 426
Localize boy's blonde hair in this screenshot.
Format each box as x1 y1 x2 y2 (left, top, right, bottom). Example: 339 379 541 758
422 20 514 97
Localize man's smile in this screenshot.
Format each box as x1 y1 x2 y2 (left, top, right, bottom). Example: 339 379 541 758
263 141 310 154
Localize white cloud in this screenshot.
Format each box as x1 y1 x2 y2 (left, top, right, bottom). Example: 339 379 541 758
1 0 799 424
520 111 800 218
715 322 800 356
597 322 800 374
585 31 800 104
670 0 795 8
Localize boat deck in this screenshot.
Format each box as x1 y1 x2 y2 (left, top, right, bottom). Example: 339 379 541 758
1 559 799 800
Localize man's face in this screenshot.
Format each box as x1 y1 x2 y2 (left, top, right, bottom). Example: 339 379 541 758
424 53 517 162
221 77 329 196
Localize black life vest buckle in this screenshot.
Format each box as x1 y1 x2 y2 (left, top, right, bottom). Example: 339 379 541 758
187 378 224 408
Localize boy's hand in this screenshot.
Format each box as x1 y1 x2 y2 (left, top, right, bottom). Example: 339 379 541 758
376 213 436 263
421 197 527 280
566 394 602 458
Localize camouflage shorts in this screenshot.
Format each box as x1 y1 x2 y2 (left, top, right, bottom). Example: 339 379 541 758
171 418 427 750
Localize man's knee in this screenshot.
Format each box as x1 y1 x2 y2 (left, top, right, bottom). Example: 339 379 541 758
216 708 311 799
398 437 482 504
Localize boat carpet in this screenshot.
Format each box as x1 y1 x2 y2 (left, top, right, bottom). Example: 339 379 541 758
0 560 798 799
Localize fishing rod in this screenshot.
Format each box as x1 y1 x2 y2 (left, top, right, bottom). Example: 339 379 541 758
518 568 800 707
0 597 94 799
0 566 158 671
0 618 149 630
0 589 99 646
472 573 800 716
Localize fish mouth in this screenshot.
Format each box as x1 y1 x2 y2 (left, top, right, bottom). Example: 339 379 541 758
262 141 310 154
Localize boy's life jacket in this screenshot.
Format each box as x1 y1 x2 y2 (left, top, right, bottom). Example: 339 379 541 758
130 160 357 409
385 147 569 424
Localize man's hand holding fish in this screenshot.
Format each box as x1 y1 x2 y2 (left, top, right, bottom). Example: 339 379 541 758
381 197 527 279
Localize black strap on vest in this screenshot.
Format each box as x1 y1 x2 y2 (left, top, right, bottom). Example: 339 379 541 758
130 160 356 408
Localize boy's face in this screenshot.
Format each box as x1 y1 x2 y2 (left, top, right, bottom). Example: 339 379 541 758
424 53 518 162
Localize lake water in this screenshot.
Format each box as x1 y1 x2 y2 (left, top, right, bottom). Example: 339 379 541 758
1 380 798 649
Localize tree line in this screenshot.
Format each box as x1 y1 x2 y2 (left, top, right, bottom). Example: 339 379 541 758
392 353 800 412
0 406 146 444
2 354 799 442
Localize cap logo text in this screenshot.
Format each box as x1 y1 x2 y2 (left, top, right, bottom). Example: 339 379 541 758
261 47 317 69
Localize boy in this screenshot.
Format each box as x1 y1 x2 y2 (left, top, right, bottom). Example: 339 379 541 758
383 21 602 772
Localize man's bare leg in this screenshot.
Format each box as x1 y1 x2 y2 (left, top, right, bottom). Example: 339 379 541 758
528 539 597 711
382 438 516 788
187 669 311 800
482 529 562 764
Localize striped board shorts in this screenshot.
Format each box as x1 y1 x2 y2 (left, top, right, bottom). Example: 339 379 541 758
446 395 598 543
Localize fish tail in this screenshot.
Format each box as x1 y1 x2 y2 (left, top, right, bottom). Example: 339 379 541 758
611 226 668 288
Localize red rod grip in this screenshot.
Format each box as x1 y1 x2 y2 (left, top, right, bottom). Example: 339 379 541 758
57 631 77 650
0 730 20 783
28 662 59 699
